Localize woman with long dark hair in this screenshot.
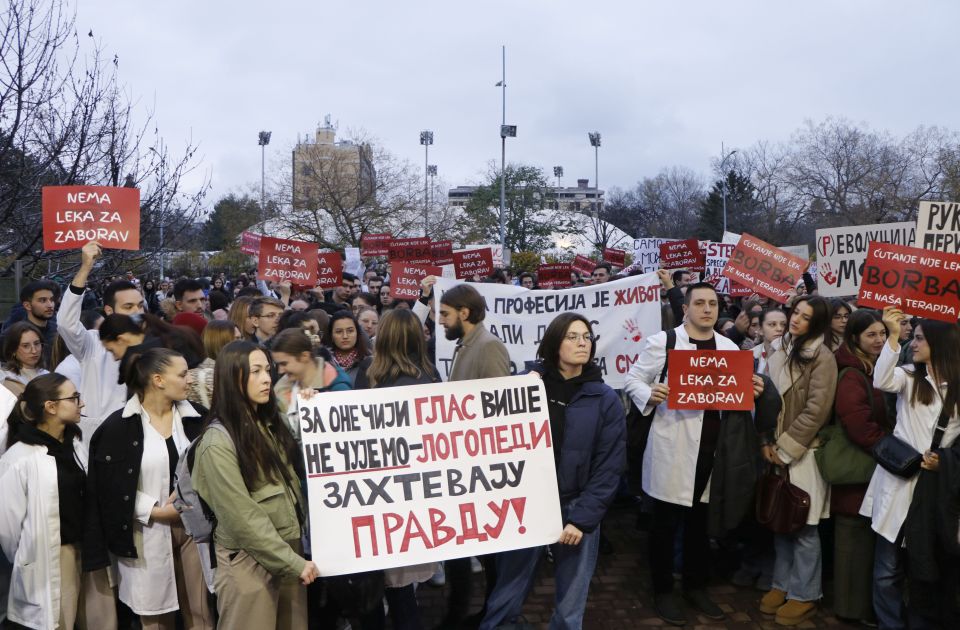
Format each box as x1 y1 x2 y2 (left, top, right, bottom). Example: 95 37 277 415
324 312 370 385
192 341 319 629
760 296 838 625
827 298 852 352
85 348 212 630
1 321 49 397
0 374 85 630
862 309 960 628
830 309 889 625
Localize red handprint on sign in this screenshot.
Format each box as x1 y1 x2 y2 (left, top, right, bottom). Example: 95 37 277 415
623 319 643 343
819 262 838 286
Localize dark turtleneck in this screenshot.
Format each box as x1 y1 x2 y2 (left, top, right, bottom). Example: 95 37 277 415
541 362 604 462
17 423 85 545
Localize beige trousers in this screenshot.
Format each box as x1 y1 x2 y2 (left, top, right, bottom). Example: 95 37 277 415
58 544 82 630
214 541 307 630
77 566 117 630
140 523 214 630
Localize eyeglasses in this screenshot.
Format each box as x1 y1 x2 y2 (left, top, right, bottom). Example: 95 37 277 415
564 333 595 343
833 313 849 321
53 393 81 403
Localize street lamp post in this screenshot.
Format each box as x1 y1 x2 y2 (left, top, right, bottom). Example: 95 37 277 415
420 131 433 236
588 132 601 219
553 166 563 210
258 131 271 222
495 46 515 252
720 143 737 235
427 164 437 219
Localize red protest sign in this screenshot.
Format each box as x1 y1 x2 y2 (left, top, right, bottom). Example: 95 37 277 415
721 233 808 304
668 350 755 411
240 231 261 255
857 242 960 323
453 248 494 279
42 186 140 250
258 236 319 285
390 262 443 301
728 282 753 297
659 239 706 272
602 247 626 267
360 233 392 257
388 237 432 264
571 254 596 277
431 240 454 266
537 263 572 289
316 252 344 289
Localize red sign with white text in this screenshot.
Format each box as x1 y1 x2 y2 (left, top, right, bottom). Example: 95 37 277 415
721 233 808 304
431 240 454 266
316 252 344 289
659 239 706 272
857 242 960 323
602 248 626 267
240 231 261 255
361 233 393 257
668 350 755 411
453 248 494 279
388 237 432 264
258 236 319 285
42 186 140 250
390 262 443 301
571 255 596 277
537 264 572 289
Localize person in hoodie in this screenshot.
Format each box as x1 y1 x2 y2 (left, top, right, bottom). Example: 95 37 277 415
0 374 85 630
480 313 626 630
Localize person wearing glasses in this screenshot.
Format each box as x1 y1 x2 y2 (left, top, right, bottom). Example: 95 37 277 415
827 299 853 352
1 322 49 397
251 297 286 346
0 374 86 630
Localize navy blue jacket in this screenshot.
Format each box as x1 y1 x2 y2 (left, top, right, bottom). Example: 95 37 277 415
530 363 627 532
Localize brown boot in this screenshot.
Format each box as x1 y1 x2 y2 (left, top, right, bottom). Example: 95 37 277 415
775 600 817 626
759 588 786 614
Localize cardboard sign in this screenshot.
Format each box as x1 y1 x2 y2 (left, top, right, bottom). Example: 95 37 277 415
602 247 626 267
659 239 706 272
916 201 960 254
361 233 393 257
316 252 344 289
721 233 808 304
857 242 960 323
390 262 443 301
388 237 432 264
258 236 319 285
571 254 596 277
42 186 140 250
299 375 563 575
453 248 494 279
815 222 915 297
668 350 755 411
537 264 572 289
431 240 454 266
240 231 262 255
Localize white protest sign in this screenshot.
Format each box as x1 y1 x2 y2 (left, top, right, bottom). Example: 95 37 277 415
702 241 737 294
299 375 562 575
916 201 960 254
344 247 366 279
434 274 663 389
632 237 679 273
814 222 915 297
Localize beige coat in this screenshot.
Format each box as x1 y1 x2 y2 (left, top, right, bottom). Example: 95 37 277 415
448 323 511 382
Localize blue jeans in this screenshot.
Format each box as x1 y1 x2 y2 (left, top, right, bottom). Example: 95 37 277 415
873 535 906 630
772 524 821 602
480 521 601 629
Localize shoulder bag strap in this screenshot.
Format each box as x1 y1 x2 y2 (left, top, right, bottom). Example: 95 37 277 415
657 328 677 384
930 401 952 451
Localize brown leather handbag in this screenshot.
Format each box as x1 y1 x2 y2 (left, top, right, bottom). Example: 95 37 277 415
756 465 811 534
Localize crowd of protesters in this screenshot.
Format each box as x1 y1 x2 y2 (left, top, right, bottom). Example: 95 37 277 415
0 240 957 630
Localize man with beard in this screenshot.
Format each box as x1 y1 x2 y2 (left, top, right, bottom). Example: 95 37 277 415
435 283 510 629
1 280 59 367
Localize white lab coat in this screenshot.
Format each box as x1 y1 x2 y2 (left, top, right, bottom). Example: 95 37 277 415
624 324 739 507
55 288 127 449
0 440 83 630
115 396 195 615
0 386 16 458
860 342 960 543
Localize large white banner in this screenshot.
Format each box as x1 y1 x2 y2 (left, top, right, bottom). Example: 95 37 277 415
299 375 562 575
434 274 663 389
916 201 960 254
814 222 915 297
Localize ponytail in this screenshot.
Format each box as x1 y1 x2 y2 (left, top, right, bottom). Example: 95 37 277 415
121 347 183 397
6 373 76 449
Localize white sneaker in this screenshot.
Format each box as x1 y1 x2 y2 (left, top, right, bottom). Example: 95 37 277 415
470 557 483 574
428 564 446 587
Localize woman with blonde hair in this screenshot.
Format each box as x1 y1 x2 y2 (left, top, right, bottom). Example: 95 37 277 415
187 320 241 408
229 295 258 342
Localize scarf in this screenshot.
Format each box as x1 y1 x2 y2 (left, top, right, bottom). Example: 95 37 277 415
334 347 361 371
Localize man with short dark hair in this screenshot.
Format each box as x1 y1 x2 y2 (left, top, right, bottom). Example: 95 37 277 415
331 273 356 306
671 269 694 289
174 278 207 315
591 263 612 284
1 280 59 365
518 272 536 290
366 275 383 296
250 296 285 345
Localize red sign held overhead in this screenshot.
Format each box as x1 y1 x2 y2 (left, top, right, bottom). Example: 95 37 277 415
857 242 960 323
602 247 626 267
390 262 443 301
388 237 432 264
537 264 572 289
431 240 454 266
668 350 755 411
316 252 344 289
42 186 141 251
452 248 494 279
258 236 319 285
721 233 808 304
659 239 706 272
240 231 261 255
360 233 393 257
571 255 596 277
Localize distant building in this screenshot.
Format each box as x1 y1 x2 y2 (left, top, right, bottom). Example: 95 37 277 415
291 116 376 210
448 178 604 212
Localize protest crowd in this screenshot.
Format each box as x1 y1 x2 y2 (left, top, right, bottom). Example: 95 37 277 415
0 209 959 630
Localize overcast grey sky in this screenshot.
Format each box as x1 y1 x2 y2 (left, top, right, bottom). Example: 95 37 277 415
78 0 959 204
